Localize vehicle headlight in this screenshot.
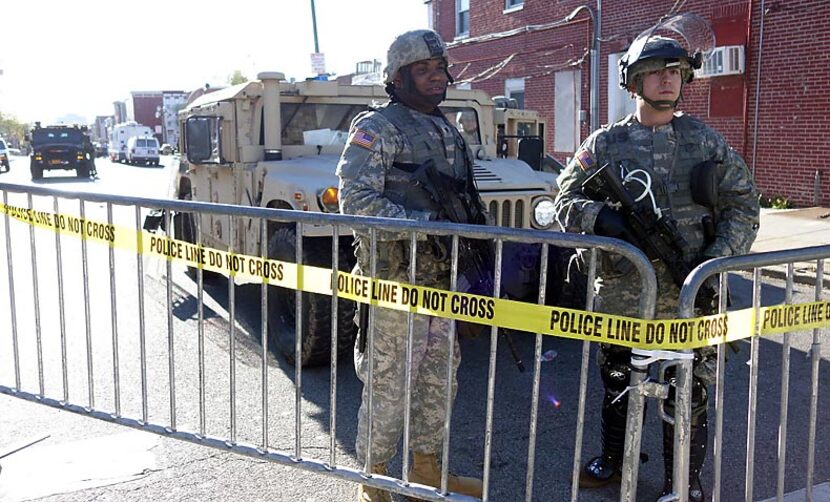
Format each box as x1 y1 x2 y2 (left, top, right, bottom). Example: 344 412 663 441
531 197 556 229
317 187 340 213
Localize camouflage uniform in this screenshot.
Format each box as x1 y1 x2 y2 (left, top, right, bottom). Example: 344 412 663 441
554 111 760 492
337 100 480 464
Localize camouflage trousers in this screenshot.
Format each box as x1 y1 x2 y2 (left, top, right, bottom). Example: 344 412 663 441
594 260 717 386
353 250 459 465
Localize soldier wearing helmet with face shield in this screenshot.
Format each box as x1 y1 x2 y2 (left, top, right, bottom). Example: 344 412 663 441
336 29 484 502
553 27 759 502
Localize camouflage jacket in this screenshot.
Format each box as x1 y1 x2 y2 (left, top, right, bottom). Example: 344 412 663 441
554 112 760 261
337 101 479 237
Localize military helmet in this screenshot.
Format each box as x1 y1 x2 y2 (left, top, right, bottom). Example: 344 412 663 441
384 29 449 84
618 36 701 89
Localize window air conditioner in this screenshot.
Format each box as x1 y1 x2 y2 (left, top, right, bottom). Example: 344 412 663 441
695 45 745 78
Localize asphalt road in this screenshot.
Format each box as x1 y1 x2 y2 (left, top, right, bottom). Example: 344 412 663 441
0 155 828 501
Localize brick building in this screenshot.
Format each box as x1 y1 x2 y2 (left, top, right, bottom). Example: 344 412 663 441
430 0 830 206
125 91 164 143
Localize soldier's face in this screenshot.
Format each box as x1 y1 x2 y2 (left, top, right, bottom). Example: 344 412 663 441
640 67 682 104
395 58 449 112
407 58 449 98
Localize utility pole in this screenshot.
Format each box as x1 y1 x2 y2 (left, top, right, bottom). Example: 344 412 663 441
309 0 327 77
310 0 320 53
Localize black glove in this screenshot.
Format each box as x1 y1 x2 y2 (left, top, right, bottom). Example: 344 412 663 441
594 206 634 242
429 235 452 262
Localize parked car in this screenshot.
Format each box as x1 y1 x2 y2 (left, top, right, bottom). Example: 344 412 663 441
160 143 175 155
126 136 160 166
93 142 108 157
0 138 10 172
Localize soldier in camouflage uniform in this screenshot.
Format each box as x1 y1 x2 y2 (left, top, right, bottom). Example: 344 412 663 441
554 35 759 502
336 29 484 502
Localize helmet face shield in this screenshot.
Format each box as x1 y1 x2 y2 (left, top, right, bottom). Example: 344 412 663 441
619 13 715 89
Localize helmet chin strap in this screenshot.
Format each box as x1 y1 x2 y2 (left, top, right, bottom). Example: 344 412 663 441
635 80 683 111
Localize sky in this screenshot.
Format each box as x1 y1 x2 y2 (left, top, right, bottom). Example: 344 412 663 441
0 0 430 125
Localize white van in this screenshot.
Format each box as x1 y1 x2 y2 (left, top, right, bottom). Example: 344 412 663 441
126 136 160 165
109 121 154 162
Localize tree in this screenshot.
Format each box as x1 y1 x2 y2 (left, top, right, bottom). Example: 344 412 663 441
227 70 249 85
0 111 30 148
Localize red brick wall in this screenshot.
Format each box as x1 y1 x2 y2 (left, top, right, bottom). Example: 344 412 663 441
132 95 163 144
437 0 830 206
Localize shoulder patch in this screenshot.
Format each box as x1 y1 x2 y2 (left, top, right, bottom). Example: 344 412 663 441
575 148 595 172
349 129 378 150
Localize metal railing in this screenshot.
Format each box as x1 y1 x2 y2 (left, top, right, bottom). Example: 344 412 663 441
0 181 660 501
674 246 830 502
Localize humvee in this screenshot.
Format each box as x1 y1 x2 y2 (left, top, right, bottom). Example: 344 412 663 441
165 72 560 366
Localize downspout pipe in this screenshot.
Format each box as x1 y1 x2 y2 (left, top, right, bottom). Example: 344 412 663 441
750 0 766 176
565 4 600 133
741 0 754 159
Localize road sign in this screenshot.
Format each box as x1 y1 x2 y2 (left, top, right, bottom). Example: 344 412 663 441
310 52 326 76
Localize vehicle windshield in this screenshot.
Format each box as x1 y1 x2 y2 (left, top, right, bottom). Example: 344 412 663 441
274 103 482 147
279 103 366 146
0 140 6 149
442 106 480 145
31 129 84 145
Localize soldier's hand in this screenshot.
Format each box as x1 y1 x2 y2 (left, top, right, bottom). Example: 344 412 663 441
594 206 634 242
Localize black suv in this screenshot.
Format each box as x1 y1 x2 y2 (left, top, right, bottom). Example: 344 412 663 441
29 124 96 180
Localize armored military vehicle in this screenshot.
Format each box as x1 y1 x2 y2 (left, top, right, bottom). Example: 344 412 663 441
165 72 560 366
28 123 96 180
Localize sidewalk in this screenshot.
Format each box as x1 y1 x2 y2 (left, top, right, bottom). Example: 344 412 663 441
753 207 830 253
751 207 830 284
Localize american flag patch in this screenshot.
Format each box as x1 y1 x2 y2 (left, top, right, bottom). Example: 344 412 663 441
575 148 595 171
350 129 378 150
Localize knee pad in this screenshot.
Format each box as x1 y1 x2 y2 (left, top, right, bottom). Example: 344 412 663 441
664 375 709 425
599 347 632 394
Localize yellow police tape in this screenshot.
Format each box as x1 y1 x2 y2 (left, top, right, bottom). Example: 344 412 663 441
3 201 828 350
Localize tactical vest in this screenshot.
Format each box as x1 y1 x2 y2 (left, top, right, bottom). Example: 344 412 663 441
376 102 479 223
604 114 714 260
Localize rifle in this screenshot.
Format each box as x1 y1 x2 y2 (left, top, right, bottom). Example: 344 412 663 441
411 159 526 372
583 163 720 313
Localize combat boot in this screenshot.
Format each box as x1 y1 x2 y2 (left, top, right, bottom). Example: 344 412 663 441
579 383 628 488
357 463 392 502
579 455 622 488
659 415 707 502
407 452 483 499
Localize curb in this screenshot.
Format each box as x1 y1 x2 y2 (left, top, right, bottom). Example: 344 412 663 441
758 265 828 288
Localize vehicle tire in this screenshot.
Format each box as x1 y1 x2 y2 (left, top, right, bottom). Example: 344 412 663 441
172 199 217 281
267 226 357 367
30 161 43 180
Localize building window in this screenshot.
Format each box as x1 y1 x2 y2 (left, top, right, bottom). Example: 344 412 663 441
607 52 636 123
456 0 470 38
425 0 434 29
505 78 525 109
554 70 581 153
505 0 523 12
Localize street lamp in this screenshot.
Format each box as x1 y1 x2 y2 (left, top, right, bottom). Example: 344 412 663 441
565 4 600 133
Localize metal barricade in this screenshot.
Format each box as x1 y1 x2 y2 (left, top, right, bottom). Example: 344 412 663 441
0 181 658 501
671 246 830 502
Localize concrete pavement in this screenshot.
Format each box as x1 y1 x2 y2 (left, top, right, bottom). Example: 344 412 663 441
750 207 830 284
753 207 830 254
